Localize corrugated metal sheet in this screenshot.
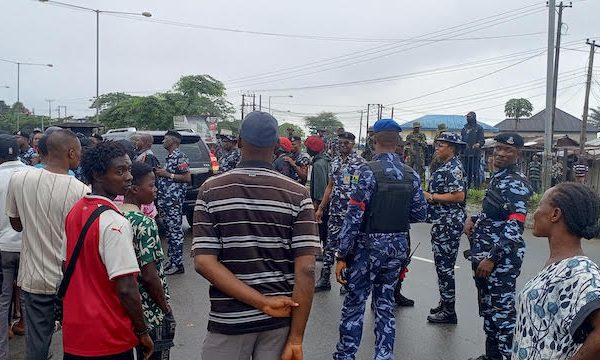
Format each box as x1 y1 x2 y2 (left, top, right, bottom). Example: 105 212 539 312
399 114 499 132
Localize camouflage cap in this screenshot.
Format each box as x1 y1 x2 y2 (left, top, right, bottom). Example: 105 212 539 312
436 132 466 146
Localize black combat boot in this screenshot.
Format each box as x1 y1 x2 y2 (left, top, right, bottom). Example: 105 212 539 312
426 309 457 324
429 301 443 314
394 292 415 307
314 268 331 292
467 337 501 360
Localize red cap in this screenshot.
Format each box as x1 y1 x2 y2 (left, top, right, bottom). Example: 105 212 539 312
279 137 292 152
304 135 325 153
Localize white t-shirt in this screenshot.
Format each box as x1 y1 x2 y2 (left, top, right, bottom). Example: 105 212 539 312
512 256 600 360
5 168 90 295
0 161 29 252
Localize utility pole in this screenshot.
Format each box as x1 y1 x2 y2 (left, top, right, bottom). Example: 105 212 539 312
251 93 256 112
45 99 54 130
241 94 246 120
391 107 395 119
60 105 67 118
259 95 262 111
56 107 61 119
579 39 599 155
358 110 364 147
551 1 572 137
542 0 557 191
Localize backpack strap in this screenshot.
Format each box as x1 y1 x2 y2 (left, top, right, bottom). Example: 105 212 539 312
56 205 114 300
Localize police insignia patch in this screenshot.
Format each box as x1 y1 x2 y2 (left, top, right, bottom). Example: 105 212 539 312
452 167 463 180
507 137 514 145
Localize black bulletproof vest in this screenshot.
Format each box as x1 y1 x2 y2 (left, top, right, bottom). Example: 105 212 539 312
360 161 414 234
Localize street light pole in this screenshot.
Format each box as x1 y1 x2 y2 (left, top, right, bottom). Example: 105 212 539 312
17 63 20 103
38 0 151 122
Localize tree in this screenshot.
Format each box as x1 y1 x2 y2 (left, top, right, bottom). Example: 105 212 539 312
504 98 533 120
590 107 600 128
218 119 241 135
304 112 344 134
278 123 305 139
95 74 235 130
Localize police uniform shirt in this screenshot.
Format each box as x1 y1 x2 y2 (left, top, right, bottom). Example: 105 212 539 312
427 156 466 224
157 148 190 199
218 148 240 174
328 152 365 219
471 165 532 263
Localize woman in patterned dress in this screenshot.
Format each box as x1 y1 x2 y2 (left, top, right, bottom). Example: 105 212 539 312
512 183 600 360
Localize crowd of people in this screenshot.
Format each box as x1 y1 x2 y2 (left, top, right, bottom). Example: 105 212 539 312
0 110 598 360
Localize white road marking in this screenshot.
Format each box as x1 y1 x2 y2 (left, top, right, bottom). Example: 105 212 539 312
413 256 460 269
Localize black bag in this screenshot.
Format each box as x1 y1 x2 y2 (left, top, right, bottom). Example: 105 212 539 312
481 187 512 221
54 205 113 323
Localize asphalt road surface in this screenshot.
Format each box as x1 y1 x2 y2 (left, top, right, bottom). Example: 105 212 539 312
10 221 600 360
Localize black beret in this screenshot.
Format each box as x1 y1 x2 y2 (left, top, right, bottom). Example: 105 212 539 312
338 132 356 141
494 132 524 148
165 130 182 141
291 135 302 142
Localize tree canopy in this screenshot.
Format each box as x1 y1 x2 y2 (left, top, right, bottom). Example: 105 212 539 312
504 98 533 120
0 100 50 132
96 74 234 130
304 112 344 134
278 123 305 139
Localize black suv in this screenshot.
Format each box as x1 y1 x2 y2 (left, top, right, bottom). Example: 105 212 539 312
103 128 218 224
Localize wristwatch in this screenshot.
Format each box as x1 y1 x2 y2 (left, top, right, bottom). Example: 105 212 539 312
170 173 175 180
335 251 345 261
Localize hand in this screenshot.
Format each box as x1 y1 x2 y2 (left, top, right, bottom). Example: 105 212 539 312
476 259 495 278
463 217 475 237
260 296 298 318
138 333 154 360
423 191 433 204
335 260 347 285
315 208 323 223
155 167 169 178
283 156 295 165
281 341 303 360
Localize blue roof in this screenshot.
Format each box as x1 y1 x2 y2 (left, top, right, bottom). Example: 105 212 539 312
399 115 499 133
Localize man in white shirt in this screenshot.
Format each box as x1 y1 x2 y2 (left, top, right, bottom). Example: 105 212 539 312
6 129 89 360
0 134 28 360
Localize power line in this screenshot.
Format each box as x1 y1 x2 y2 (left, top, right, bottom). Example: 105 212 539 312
225 4 545 86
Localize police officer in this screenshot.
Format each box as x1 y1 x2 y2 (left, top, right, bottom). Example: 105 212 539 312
423 132 467 324
156 130 191 275
333 119 427 360
284 135 311 184
429 123 449 173
217 134 240 173
461 111 485 188
361 126 375 161
327 127 345 158
315 131 365 292
464 132 532 360
406 122 427 179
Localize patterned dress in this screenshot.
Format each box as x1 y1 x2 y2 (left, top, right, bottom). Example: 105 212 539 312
512 256 600 360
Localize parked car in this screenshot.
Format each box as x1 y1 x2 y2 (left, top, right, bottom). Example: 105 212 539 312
103 128 219 225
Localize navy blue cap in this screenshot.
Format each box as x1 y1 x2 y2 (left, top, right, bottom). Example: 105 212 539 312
165 130 182 141
373 118 402 133
436 132 466 146
15 130 30 139
338 132 356 141
240 111 279 148
0 134 18 160
494 132 524 148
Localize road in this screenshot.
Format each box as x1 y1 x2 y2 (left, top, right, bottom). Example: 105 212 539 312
10 221 600 360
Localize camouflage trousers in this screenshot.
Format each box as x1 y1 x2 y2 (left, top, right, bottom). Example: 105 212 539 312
157 196 185 268
333 239 407 360
430 222 463 311
475 249 523 359
322 216 343 269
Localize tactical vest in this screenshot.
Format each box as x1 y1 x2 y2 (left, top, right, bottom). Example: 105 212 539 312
360 161 414 234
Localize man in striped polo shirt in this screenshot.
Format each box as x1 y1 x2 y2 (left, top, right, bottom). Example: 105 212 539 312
193 111 321 360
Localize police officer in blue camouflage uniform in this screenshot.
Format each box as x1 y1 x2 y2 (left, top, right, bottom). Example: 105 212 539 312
15 130 37 166
327 127 345 158
333 119 427 360
217 134 240 173
464 132 532 360
156 130 192 275
284 135 311 184
315 131 365 293
422 132 467 324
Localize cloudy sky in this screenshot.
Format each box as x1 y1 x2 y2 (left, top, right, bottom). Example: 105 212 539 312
2 0 599 136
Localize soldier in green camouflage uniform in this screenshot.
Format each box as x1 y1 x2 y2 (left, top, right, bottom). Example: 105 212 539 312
406 122 427 179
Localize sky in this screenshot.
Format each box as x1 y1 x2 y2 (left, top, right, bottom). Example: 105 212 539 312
1 0 599 137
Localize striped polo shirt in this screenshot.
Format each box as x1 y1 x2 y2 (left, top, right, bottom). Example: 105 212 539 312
192 160 321 335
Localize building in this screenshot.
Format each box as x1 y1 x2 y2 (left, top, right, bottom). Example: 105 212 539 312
494 108 598 141
399 114 499 140
56 121 104 136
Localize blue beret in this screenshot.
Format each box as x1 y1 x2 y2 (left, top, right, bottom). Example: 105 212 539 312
373 118 402 133
494 132 524 148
